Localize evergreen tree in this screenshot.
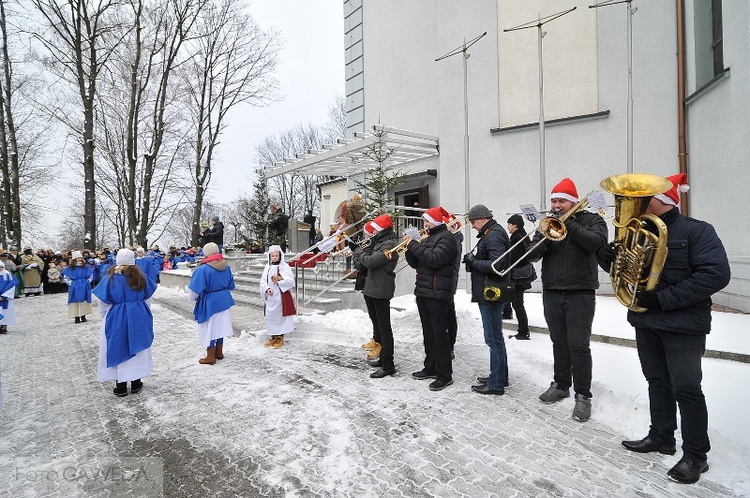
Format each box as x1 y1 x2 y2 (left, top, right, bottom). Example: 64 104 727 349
353 127 405 218
245 168 271 250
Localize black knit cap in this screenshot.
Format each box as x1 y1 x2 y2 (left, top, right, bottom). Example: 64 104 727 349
507 214 524 227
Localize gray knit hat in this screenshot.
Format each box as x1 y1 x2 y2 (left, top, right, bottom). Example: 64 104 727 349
468 204 493 221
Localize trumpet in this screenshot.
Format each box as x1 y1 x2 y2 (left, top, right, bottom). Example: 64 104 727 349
384 227 429 259
393 213 468 272
490 196 592 276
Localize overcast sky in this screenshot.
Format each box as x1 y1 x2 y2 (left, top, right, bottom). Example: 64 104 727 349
207 0 345 202
29 0 344 248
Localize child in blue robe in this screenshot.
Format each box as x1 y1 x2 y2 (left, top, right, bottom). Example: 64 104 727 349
93 248 157 397
188 242 235 364
0 261 19 334
62 251 93 323
134 247 154 282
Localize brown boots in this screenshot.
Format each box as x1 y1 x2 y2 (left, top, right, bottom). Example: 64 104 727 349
215 343 224 360
263 335 284 348
199 347 216 364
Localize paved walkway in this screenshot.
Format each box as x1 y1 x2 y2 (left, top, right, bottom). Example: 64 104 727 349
0 293 744 497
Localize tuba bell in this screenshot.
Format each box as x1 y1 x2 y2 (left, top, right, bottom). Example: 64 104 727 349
599 174 673 313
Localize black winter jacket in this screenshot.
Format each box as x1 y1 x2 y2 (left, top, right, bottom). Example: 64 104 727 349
208 222 225 246
353 228 398 300
450 231 464 295
527 211 607 290
469 219 510 303
405 223 458 302
627 207 730 334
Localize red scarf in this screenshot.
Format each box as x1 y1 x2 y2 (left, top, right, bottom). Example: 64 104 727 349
202 254 224 264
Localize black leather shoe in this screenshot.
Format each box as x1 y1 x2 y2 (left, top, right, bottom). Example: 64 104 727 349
622 437 676 455
412 369 437 380
475 376 510 387
428 379 453 391
667 458 709 484
130 379 143 394
368 358 383 367
472 384 504 395
370 367 395 379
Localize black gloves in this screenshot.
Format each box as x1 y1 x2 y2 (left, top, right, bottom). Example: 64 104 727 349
348 239 359 251
597 242 618 263
462 253 475 272
637 290 662 310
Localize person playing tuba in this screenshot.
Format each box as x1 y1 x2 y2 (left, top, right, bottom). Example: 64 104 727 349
599 173 731 485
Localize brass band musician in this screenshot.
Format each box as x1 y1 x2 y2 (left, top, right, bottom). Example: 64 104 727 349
526 178 608 422
600 173 731 484
405 206 458 391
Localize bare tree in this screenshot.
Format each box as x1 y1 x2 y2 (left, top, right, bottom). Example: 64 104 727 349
255 123 332 220
92 0 205 249
0 0 21 249
32 0 130 248
323 93 347 142
182 0 279 247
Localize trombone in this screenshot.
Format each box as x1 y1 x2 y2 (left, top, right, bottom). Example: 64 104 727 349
490 196 591 277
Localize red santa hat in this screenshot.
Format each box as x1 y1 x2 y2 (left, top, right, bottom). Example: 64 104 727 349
654 173 689 207
422 207 447 226
443 212 461 231
370 214 393 232
363 221 375 235
550 178 579 203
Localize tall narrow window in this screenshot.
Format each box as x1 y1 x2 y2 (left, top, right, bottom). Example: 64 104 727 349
694 0 725 88
711 0 724 77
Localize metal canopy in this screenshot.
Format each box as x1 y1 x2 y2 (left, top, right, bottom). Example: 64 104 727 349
264 125 439 178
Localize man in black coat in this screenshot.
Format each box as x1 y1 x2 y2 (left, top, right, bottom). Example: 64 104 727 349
207 216 224 253
506 214 536 340
405 206 458 391
527 178 608 423
463 205 511 396
603 174 731 484
303 210 316 247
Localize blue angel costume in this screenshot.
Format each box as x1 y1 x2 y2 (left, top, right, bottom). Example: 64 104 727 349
93 271 157 381
62 263 94 319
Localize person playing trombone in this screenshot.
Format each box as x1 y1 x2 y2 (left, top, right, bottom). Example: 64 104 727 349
405 206 458 391
352 215 399 378
462 204 511 395
526 178 608 422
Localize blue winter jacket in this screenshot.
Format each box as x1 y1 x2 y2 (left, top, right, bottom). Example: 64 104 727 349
627 207 731 334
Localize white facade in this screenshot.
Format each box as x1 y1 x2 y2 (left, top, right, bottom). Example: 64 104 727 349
343 0 749 310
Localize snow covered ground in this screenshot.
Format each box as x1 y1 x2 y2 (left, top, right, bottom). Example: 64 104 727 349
1 288 748 497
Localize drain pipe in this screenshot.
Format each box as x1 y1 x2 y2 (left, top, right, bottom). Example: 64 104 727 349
676 0 689 214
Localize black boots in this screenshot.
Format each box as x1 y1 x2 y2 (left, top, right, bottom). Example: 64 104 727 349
114 380 143 397
75 316 81 324
81 315 87 323
113 382 128 397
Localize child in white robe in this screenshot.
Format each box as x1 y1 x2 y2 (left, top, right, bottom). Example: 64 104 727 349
259 245 295 348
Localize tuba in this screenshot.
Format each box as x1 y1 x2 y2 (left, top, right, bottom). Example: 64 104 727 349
599 174 672 313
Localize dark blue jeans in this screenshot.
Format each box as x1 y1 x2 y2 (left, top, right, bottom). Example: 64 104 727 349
542 290 595 398
635 327 709 461
416 297 452 382
478 302 507 390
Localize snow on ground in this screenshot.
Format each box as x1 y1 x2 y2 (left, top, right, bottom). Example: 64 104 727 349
1 289 749 497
